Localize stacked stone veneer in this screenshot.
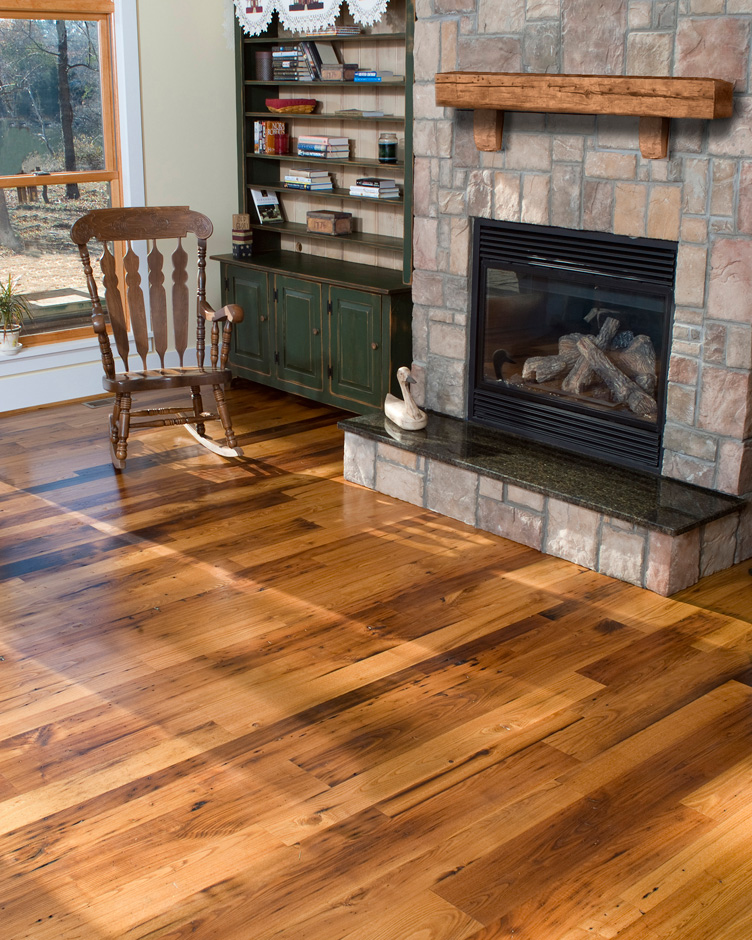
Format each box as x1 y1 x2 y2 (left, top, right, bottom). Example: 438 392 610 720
344 431 744 594
345 0 752 590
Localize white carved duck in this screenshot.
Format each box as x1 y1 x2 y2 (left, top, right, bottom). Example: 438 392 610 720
384 366 428 430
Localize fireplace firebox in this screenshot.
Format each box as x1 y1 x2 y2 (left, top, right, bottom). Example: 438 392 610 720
468 219 677 473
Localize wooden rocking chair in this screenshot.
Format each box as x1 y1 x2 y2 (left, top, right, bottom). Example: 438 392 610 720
71 206 245 470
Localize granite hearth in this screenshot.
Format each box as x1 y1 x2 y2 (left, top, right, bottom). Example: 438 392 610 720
342 411 746 596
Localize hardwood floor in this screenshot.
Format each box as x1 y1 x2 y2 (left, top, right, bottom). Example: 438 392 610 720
0 383 750 940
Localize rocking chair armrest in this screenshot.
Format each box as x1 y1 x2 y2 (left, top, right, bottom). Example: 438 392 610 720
91 310 109 335
200 301 244 324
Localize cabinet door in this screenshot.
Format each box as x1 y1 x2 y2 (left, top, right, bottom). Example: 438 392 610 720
275 275 323 391
227 266 272 378
328 286 382 409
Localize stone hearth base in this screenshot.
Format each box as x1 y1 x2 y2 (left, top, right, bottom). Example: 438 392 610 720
341 413 749 597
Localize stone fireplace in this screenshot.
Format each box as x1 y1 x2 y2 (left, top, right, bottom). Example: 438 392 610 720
342 0 752 595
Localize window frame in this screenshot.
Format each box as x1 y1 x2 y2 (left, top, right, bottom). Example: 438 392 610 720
0 0 123 346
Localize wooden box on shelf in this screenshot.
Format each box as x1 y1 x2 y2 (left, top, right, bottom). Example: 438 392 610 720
321 63 357 81
306 210 353 235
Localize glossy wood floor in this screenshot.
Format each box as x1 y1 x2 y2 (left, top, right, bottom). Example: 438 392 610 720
1 383 751 940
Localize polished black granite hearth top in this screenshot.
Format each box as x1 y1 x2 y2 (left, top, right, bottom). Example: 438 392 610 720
340 412 745 536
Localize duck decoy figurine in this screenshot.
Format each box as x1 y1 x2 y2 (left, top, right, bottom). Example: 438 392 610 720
384 366 428 430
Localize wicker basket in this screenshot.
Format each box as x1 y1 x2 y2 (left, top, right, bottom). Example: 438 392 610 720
266 98 317 114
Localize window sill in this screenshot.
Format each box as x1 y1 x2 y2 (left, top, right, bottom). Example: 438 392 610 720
0 334 104 375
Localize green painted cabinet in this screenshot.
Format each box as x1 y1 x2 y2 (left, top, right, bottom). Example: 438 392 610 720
217 254 412 414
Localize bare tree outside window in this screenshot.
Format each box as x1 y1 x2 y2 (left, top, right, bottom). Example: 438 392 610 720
0 15 117 337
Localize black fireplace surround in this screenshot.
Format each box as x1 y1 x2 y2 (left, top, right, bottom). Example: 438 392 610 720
468 219 678 473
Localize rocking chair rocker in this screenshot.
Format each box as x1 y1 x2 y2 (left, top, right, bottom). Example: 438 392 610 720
71 206 245 470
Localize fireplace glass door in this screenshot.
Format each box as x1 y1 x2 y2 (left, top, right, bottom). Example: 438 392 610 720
469 220 677 472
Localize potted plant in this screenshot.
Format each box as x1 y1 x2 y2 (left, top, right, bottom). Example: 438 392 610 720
0 274 32 356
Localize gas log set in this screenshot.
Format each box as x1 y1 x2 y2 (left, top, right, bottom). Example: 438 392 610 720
504 309 658 422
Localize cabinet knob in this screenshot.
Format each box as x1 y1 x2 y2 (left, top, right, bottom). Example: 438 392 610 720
259 315 267 322
313 328 320 335
371 342 379 350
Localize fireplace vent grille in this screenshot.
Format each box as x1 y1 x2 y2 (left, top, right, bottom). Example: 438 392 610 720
478 222 677 287
473 390 661 469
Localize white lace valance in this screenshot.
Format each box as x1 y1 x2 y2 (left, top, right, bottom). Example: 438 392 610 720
234 0 388 37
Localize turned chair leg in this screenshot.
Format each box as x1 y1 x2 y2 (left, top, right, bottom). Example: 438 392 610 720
116 392 131 463
111 395 121 440
190 385 206 436
212 385 238 449
107 393 129 470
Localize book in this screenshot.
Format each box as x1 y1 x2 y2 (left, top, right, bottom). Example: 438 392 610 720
334 108 388 118
311 25 361 36
285 171 332 180
299 41 321 79
356 177 397 187
297 145 332 154
297 144 349 154
250 188 284 223
312 41 340 67
353 72 404 83
349 185 399 198
284 181 333 190
298 135 348 145
285 171 330 180
354 70 378 78
285 176 332 184
298 151 349 159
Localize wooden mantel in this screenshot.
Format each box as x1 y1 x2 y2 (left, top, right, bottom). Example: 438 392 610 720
434 73 734 158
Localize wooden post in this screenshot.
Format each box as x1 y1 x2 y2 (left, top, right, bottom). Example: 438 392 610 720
639 116 670 159
473 109 504 151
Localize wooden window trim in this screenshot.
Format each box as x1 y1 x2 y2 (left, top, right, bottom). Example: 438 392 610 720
0 2 114 17
0 171 117 188
1 1 123 347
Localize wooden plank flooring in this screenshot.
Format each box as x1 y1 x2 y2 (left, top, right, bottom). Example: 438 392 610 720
0 383 751 940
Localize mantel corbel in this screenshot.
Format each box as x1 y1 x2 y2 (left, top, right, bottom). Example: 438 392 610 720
434 73 734 159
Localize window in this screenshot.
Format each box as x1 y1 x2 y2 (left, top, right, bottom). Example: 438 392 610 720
0 1 121 345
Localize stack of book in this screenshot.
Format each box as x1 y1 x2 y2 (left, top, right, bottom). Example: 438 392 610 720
269 41 345 81
353 70 402 83
284 169 333 191
349 177 399 199
297 135 350 159
272 44 302 80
